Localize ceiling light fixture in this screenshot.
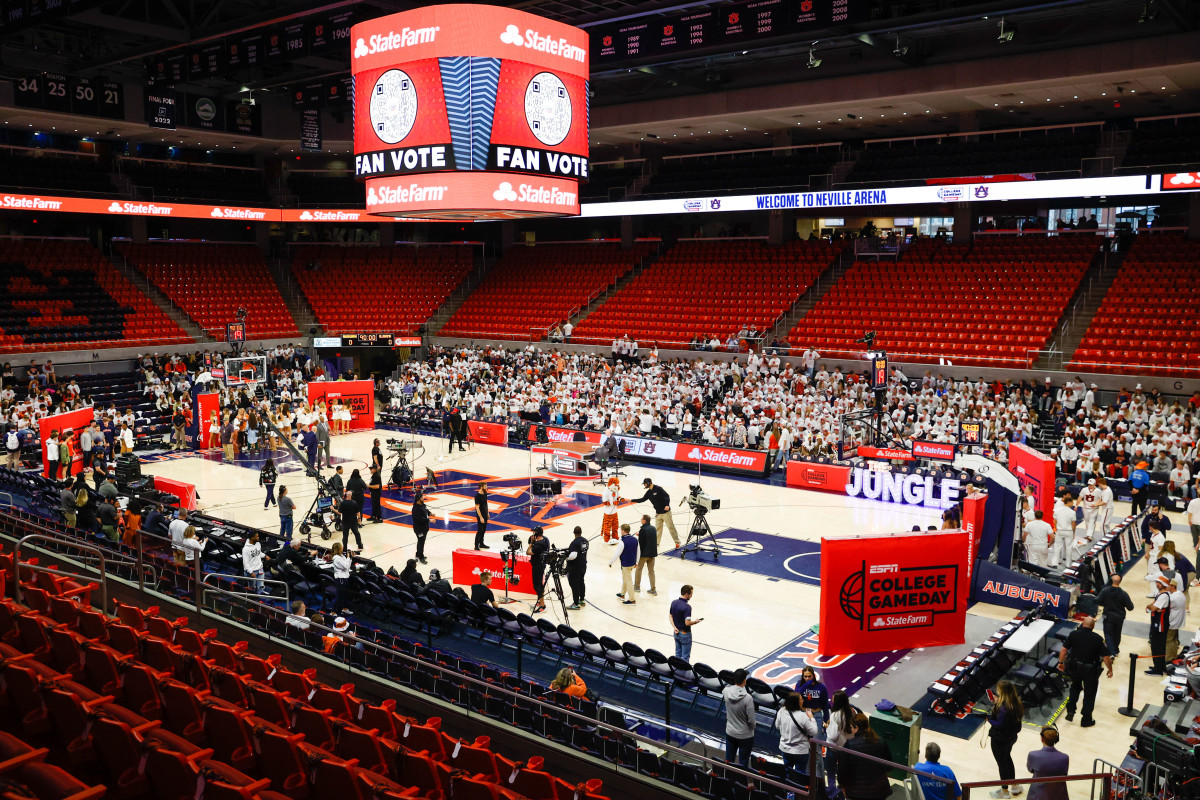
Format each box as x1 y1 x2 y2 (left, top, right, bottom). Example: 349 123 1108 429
807 47 821 69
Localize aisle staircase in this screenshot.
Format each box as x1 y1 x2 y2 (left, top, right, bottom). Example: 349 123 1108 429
108 252 210 343
268 256 322 336
771 248 855 344
568 244 663 330
424 249 497 335
1033 248 1123 371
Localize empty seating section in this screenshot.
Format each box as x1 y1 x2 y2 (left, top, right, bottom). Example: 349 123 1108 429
788 236 1097 367
292 245 474 334
1069 232 1200 375
0 240 189 352
845 129 1100 185
287 173 365 207
571 240 842 347
581 162 642 201
121 160 271 204
0 545 616 800
0 150 116 195
1122 117 1200 171
644 148 839 196
440 242 655 341
120 243 298 339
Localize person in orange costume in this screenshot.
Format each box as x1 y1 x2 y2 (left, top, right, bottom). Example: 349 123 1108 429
601 476 621 544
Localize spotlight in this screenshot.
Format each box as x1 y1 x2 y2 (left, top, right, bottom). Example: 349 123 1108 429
997 18 1014 42
807 48 821 69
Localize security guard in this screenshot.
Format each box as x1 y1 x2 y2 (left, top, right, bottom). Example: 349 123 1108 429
566 525 589 609
1057 616 1113 726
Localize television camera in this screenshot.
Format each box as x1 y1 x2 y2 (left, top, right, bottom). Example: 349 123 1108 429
686 484 721 516
855 331 877 346
680 485 721 560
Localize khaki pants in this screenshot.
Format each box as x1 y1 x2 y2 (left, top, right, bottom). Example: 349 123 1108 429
6 450 19 469
223 444 235 462
619 565 635 599
173 427 186 450
63 510 76 528
634 556 656 592
1167 629 1181 662
655 511 680 547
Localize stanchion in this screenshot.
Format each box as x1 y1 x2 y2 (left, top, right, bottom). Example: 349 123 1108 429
1118 651 1139 717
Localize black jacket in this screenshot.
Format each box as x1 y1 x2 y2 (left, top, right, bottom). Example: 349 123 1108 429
346 475 367 503
260 464 277 486
633 485 670 514
837 736 893 800
412 501 431 533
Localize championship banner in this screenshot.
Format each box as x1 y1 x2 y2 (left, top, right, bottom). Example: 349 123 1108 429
1009 442 1057 520
307 380 375 431
819 530 970 654
38 406 94 479
467 419 508 446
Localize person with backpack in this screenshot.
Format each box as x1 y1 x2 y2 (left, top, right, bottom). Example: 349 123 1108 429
260 458 277 509
775 692 819 785
5 426 20 469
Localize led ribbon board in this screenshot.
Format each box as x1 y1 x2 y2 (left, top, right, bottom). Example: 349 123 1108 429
351 5 589 219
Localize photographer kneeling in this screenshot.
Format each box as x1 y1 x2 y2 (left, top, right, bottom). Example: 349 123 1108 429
527 526 549 613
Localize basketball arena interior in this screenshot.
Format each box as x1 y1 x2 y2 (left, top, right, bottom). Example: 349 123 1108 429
2 1 1200 799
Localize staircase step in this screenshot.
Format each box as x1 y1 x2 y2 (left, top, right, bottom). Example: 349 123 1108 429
109 253 209 342
268 257 322 336
426 248 496 335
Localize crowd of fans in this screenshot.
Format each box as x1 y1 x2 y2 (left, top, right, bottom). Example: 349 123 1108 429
386 343 1200 493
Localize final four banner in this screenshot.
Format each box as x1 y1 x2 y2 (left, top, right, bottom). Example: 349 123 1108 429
819 530 971 654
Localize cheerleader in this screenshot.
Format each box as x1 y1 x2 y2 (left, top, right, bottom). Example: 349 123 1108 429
207 411 220 449
336 401 352 434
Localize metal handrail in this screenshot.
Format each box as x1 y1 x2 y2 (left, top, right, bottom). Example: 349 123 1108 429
14 532 108 612
962 773 1112 800
199 585 853 798
201 572 289 604
69 547 157 590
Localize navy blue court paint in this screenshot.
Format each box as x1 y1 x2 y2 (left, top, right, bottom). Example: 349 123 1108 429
662 528 822 587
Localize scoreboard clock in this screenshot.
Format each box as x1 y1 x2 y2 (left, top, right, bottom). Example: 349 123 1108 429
870 353 889 390
226 322 246 344
341 332 394 347
958 421 983 446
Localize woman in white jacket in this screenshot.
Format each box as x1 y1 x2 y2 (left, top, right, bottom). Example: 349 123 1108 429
775 693 820 784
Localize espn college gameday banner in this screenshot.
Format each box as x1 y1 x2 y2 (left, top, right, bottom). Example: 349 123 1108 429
351 4 588 219
819 530 970 654
38 407 93 479
307 381 375 432
1009 442 1057 520
467 420 508 446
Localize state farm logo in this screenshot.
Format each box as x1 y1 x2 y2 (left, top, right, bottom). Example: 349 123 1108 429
494 181 577 207
687 446 755 466
299 210 361 222
367 183 448 205
211 207 267 220
108 202 123 212
354 26 440 59
1164 172 1200 190
499 24 586 63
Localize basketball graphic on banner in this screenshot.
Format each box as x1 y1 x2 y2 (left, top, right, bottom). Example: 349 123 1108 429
370 69 419 144
839 569 865 622
525 72 572 146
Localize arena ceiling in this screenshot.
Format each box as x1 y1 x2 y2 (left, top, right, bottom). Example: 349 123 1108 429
0 0 1196 156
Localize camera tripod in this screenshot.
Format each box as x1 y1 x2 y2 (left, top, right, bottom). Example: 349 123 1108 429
538 561 570 625
496 546 521 605
679 507 721 560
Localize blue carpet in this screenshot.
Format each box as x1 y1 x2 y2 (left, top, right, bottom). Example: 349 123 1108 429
662 528 822 587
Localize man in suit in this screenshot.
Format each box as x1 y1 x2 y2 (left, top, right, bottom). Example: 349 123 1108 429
1026 727 1069 800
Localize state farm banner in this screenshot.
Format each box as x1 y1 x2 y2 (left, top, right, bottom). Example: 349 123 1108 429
676 442 769 474
38 406 94 479
307 380 375 431
1009 442 1057 520
819 529 971 654
913 440 956 461
467 419 508 446
526 425 603 444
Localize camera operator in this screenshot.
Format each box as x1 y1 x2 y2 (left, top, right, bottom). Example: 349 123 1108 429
566 525 588 609
411 490 430 564
632 477 681 549
527 526 549 614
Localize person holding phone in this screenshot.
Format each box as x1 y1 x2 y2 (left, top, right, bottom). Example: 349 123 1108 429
670 584 702 662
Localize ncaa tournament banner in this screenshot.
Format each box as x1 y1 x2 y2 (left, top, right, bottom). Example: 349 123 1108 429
819 530 970 654
1009 442 1057 520
307 381 375 432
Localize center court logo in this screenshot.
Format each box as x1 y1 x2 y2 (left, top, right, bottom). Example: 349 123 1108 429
840 561 960 631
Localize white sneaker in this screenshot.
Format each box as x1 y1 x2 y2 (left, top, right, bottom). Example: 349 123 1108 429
1010 788 1023 796
990 791 1011 799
